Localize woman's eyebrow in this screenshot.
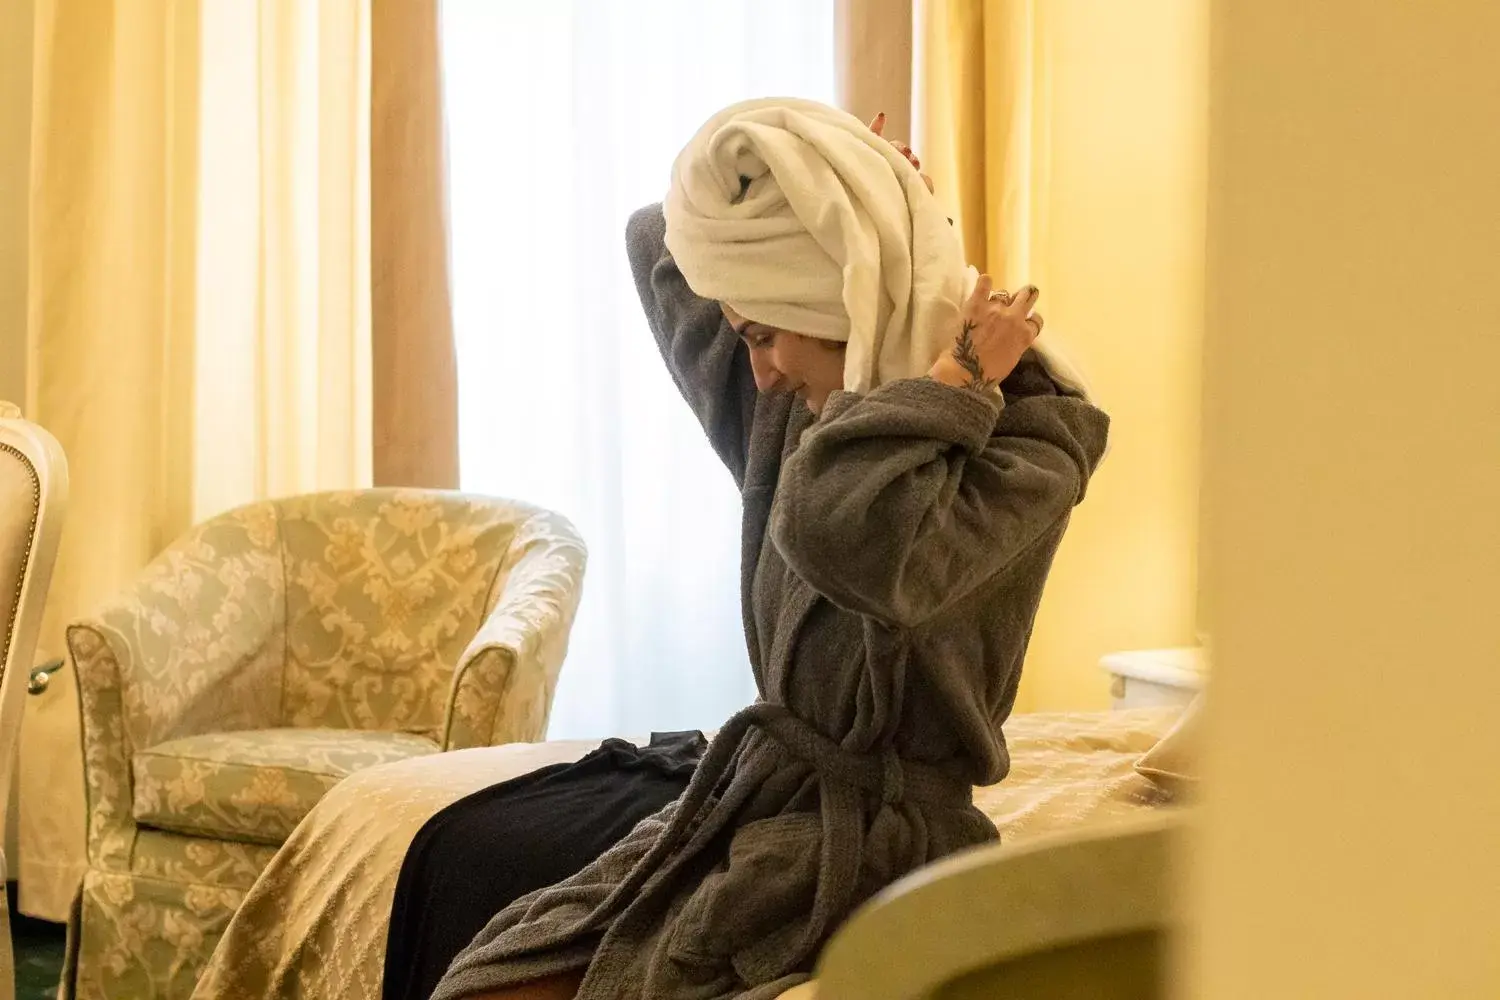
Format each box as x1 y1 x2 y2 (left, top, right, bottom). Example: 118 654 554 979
736 321 775 337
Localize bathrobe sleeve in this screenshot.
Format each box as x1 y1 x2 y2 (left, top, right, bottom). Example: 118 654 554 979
769 365 1110 628
626 203 758 487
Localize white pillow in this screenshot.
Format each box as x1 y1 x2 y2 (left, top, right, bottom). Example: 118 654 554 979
1134 694 1203 796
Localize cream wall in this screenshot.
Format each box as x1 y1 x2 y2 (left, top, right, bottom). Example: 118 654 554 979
0 0 32 407
1016 1 1208 712
1185 0 1500 995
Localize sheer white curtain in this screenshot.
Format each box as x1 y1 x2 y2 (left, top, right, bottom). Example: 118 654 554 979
441 1 836 738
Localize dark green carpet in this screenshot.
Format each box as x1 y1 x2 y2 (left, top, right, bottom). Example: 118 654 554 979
9 885 64 1000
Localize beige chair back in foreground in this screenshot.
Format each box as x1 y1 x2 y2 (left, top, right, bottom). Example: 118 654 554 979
816 810 1183 1000
0 401 69 1000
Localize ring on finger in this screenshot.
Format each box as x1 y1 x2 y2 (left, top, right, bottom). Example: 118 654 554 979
988 290 1012 303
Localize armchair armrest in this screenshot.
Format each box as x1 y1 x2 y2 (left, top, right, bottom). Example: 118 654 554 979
443 510 586 750
67 502 289 868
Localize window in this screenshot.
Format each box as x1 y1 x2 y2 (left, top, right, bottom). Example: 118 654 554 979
442 0 836 737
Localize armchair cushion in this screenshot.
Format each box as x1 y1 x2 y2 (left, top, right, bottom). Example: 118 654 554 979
132 728 439 845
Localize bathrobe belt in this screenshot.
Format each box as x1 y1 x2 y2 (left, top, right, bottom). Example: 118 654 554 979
726 701 973 808
585 700 977 978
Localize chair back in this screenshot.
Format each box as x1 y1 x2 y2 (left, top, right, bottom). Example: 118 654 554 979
816 811 1182 1000
0 401 68 1000
0 402 68 801
274 490 526 737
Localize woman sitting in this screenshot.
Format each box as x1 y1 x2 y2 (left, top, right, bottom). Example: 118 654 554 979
408 96 1108 1000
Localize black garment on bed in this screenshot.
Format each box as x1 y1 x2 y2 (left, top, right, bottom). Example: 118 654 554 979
381 731 705 1000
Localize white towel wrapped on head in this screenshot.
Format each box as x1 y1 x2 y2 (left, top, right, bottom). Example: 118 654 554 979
663 96 1092 399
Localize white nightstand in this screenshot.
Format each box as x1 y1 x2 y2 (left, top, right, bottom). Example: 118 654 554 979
1100 647 1206 711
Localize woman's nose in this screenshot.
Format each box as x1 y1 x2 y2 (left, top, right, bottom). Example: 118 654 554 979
748 352 782 393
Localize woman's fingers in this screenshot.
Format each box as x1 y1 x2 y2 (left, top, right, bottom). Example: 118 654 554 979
866 113 927 173
1007 285 1040 315
971 273 994 307
865 113 933 189
1027 311 1045 336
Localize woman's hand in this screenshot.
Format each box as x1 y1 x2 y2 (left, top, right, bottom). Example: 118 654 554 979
866 113 1033 390
869 112 935 193
928 274 1044 392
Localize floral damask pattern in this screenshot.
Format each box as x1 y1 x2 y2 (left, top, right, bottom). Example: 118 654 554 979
132 729 439 845
132 830 281 891
65 488 587 1000
76 868 246 1000
444 508 587 749
278 491 522 736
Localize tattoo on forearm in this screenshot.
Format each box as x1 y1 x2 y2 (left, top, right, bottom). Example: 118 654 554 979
952 321 998 392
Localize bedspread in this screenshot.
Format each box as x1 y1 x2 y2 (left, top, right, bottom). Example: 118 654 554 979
189 706 1178 1000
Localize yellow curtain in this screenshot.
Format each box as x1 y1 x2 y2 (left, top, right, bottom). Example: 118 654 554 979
0 0 30 412
370 0 460 489
918 0 1209 712
18 0 371 921
835 0 914 142
917 0 1048 285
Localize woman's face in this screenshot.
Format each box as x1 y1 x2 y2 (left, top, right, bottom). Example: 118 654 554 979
721 304 846 415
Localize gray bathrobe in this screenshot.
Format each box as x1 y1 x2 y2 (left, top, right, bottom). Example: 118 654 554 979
432 205 1110 1000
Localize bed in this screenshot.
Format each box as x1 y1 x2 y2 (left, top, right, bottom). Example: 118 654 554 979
187 705 1182 1000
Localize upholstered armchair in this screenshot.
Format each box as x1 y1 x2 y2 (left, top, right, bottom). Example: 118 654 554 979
65 489 586 1000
